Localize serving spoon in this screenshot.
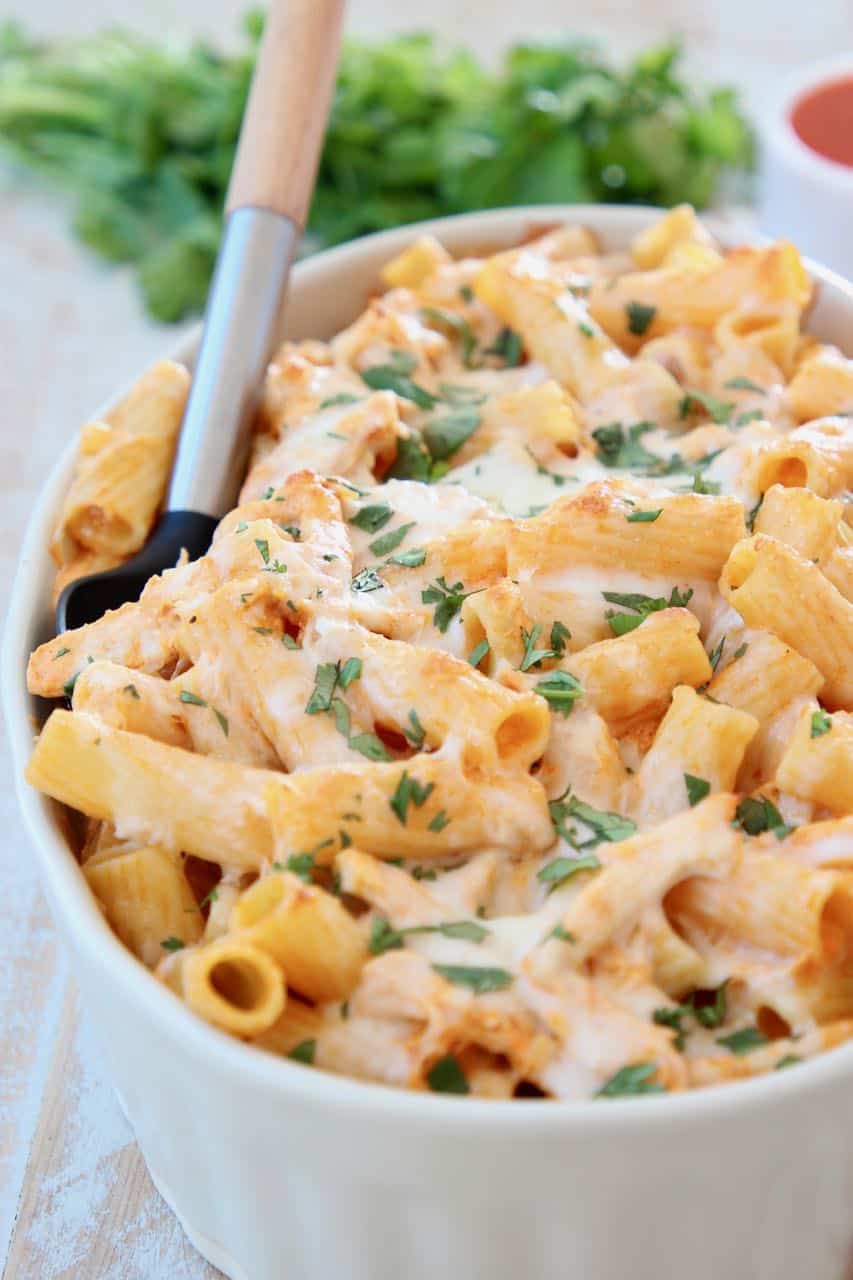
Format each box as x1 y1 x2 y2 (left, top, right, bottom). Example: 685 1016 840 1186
56 0 346 633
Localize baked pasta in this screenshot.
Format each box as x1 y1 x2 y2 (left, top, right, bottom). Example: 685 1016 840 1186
26 207 853 1100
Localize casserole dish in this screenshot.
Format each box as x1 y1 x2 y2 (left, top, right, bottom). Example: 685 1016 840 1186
6 205 853 1280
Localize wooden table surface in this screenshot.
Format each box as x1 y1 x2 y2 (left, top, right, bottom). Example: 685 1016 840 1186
2 1 852 1275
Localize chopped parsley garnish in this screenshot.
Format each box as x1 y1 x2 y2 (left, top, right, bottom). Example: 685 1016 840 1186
349 502 393 534
419 305 478 367
591 420 661 471
687 470 721 495
654 982 729 1048
519 623 558 672
361 349 437 409
679 388 734 424
652 1005 690 1051
745 494 763 533
422 407 481 461
537 853 600 891
288 1039 317 1064
305 662 341 714
179 690 207 707
281 634 300 650
432 963 513 993
468 638 490 668
734 795 791 839
603 586 693 636
422 576 472 632
578 320 596 338
736 409 765 426
550 620 571 655
53 646 70 659
428 810 451 833
811 709 833 738
733 641 748 661
319 392 360 408
684 773 710 807
123 683 140 699
390 770 435 825
534 670 583 717
549 790 636 847
459 284 475 304
412 865 438 879
281 524 301 541
724 376 766 394
626 508 662 523
439 382 487 406
548 923 576 942
388 432 432 482
369 521 415 557
387 546 427 567
160 936 185 952
338 657 363 690
370 916 489 955
284 852 315 881
625 301 656 336
597 1062 664 1096
213 709 229 737
403 708 426 749
775 1055 802 1070
483 326 522 367
254 538 270 565
348 731 392 762
716 1026 769 1055
708 636 725 672
427 1053 469 1094
351 567 385 593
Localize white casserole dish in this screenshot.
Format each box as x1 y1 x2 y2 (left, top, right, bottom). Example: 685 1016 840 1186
6 205 853 1280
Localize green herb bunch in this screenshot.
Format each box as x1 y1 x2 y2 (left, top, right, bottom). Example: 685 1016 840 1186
0 17 752 321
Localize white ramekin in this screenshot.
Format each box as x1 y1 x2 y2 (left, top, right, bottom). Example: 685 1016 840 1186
6 206 853 1280
759 54 853 282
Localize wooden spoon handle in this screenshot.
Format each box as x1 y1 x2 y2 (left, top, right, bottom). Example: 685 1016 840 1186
226 0 345 227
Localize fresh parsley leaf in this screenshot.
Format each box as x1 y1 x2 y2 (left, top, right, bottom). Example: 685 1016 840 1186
483 326 522 367
390 770 435 825
691 982 729 1029
427 1053 469 1094
468 638 490 668
123 683 140 699
254 538 270 565
320 392 360 408
288 1039 317 1064
591 421 660 471
679 388 734 423
53 646 70 659
736 409 765 426
369 521 416 556
420 305 478 367
305 662 340 714
403 708 426 749
439 382 487 406
549 791 636 847
432 963 513 993
362 355 437 409
548 923 576 942
284 852 316 882
716 1026 769 1055
733 642 748 661
653 1005 690 1051
422 408 481 461
734 795 791 839
708 636 725 672
810 709 833 738
684 773 710 806
421 576 471 632
537 853 600 891
578 320 595 338
349 732 392 761
688 470 721 495
351 567 385 592
549 620 571 655
179 690 207 707
775 1055 802 1070
338 657 363 689
519 623 557 672
329 697 352 740
625 301 656 336
603 586 693 636
626 508 662 523
534 670 583 717
597 1062 664 1096
745 494 763 533
160 936 185 952
428 810 450 833
724 377 766 393
213 708 229 736
387 545 427 567
371 916 489 955
388 432 432 482
349 503 393 533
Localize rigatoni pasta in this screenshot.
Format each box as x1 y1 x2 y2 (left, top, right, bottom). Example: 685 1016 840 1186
25 208 853 1102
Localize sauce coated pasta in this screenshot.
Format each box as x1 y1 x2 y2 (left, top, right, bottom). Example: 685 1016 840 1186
26 207 853 1099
